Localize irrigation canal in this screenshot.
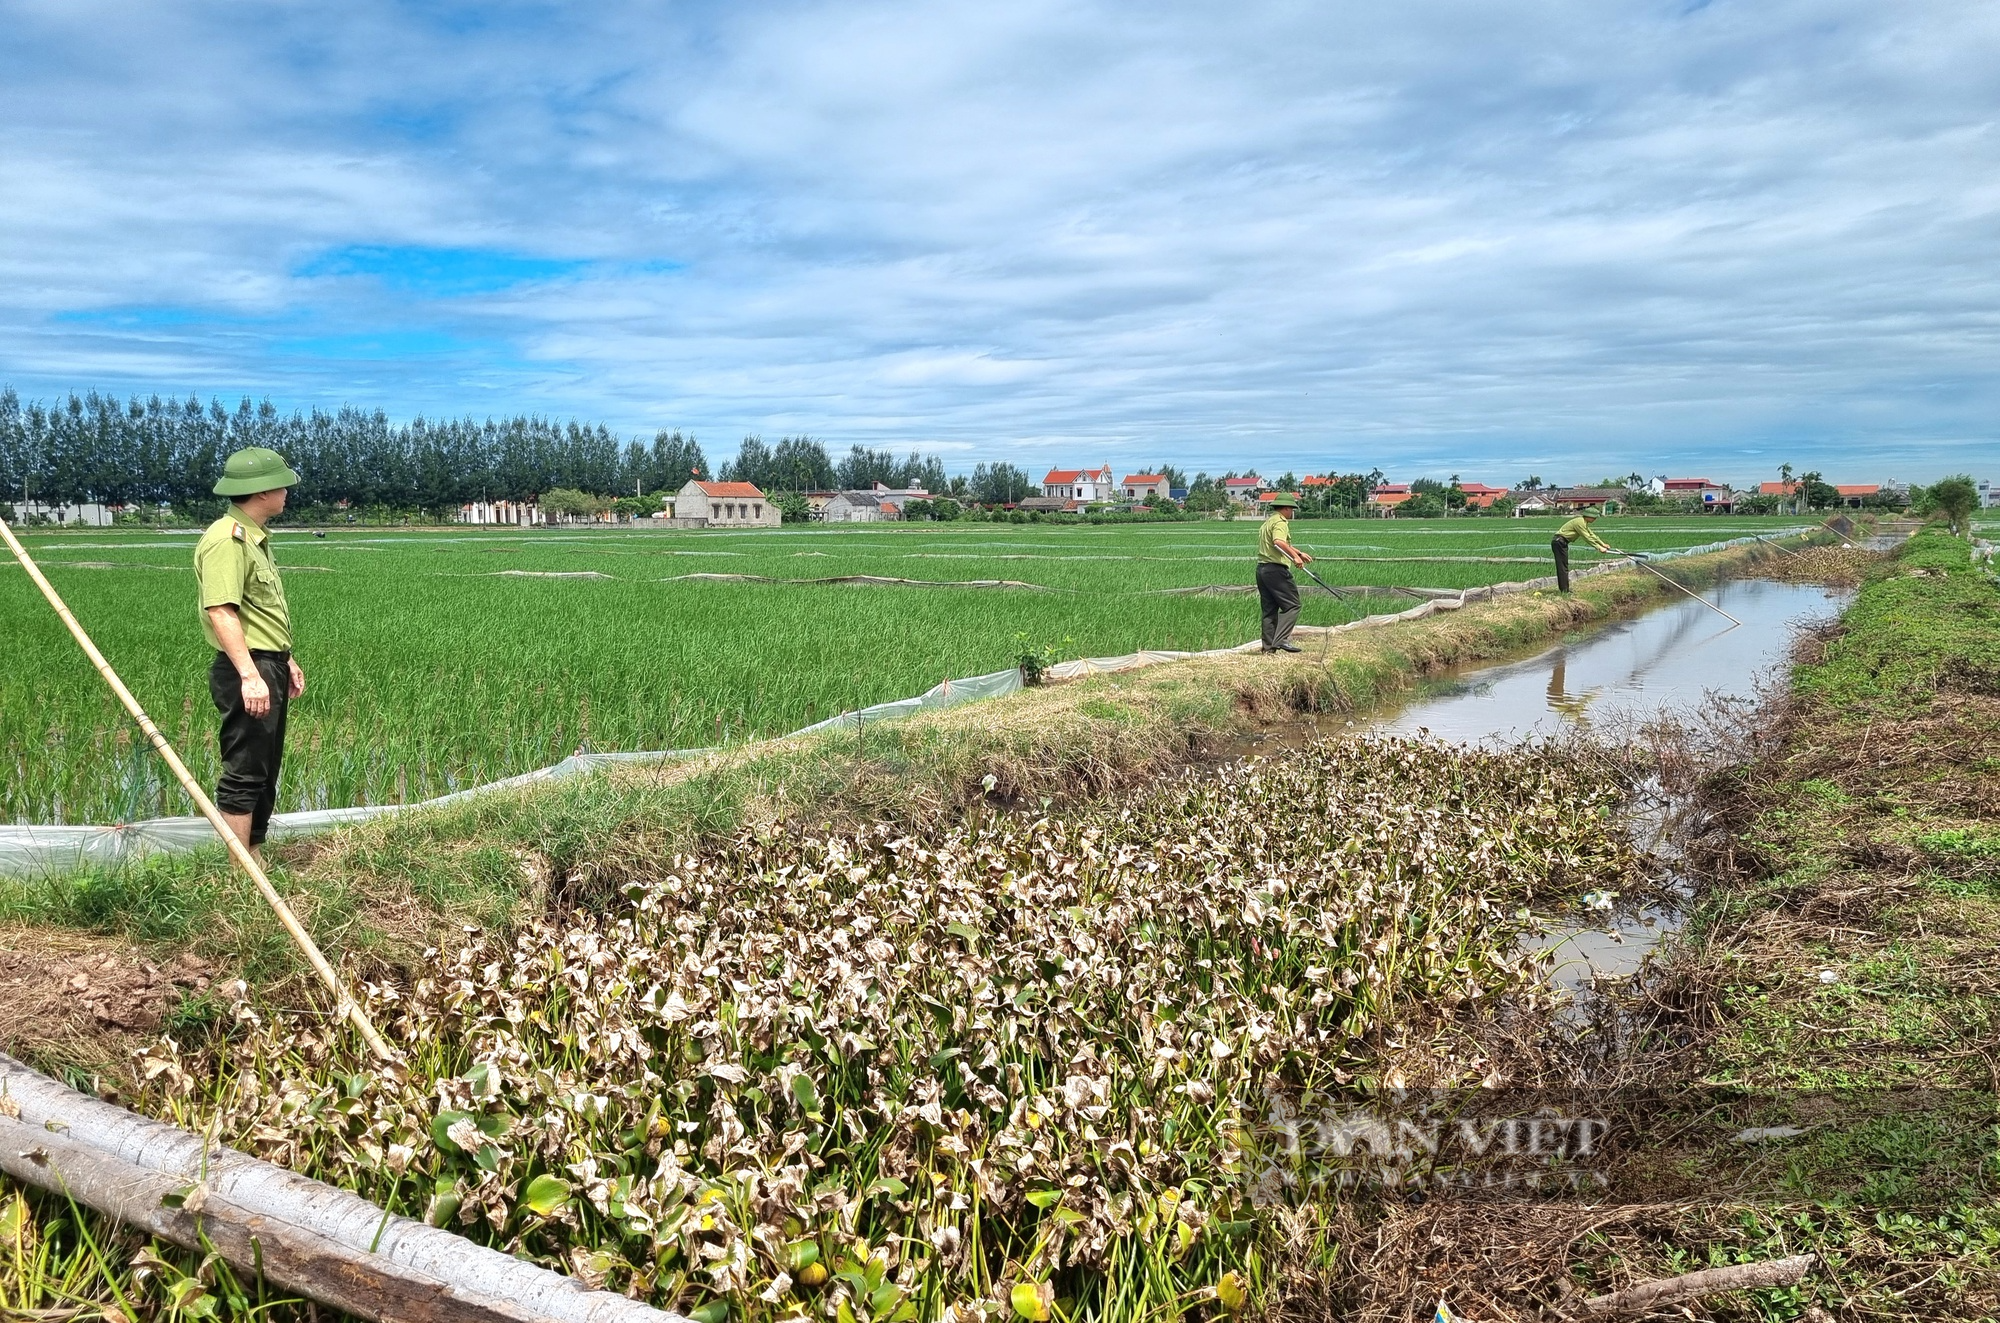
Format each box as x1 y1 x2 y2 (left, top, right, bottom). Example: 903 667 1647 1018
1404 576 1851 1001
1246 575 1856 1002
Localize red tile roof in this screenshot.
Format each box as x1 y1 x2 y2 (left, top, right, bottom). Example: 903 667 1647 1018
1121 474 1166 484
1222 476 1263 487
1043 469 1083 483
692 481 766 498
1759 481 1879 497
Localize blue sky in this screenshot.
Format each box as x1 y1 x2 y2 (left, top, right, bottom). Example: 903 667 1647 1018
2 0 1997 484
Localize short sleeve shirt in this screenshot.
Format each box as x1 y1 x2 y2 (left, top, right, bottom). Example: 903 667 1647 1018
1258 513 1293 565
195 506 292 652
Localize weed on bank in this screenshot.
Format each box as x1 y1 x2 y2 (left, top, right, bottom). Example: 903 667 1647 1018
117 739 1639 1323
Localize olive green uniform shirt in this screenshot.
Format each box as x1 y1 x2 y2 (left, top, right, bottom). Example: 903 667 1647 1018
1555 516 1614 554
195 505 292 652
1258 512 1295 565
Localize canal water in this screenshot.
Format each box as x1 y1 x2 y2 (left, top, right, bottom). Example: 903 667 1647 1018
1322 577 1854 1001
1369 577 1850 745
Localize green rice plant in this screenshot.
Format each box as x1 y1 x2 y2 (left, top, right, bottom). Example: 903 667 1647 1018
3 517 1802 824
136 737 1641 1323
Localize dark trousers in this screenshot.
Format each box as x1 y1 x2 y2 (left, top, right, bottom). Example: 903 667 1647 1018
1257 561 1301 648
1551 536 1571 593
210 649 290 845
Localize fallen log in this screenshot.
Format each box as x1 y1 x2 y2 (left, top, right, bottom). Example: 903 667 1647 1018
0 1054 682 1323
1576 1253 1816 1318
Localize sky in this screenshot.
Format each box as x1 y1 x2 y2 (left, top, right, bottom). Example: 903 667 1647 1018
2 1 1998 485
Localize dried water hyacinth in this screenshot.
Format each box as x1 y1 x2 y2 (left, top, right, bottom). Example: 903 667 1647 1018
142 738 1640 1323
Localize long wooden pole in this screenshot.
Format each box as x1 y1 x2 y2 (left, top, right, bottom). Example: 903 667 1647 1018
1628 554 1743 627
0 516 395 1061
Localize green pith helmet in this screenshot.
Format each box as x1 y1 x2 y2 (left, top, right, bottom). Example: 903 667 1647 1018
1267 492 1300 508
1582 507 1603 519
212 447 302 497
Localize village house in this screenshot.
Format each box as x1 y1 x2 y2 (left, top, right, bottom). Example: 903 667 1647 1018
1507 486 1628 514
459 499 547 526
1368 483 1414 512
1456 482 1509 509
866 481 932 517
1041 466 1114 502
673 479 781 527
1120 473 1170 500
1508 490 1555 515
821 491 886 522
1659 477 1734 510
1758 481 1885 509
1221 476 1265 505
1013 496 1069 515
1550 486 1629 512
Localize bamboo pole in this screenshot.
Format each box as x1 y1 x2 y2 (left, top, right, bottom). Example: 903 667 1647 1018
1627 554 1743 627
0 515 395 1061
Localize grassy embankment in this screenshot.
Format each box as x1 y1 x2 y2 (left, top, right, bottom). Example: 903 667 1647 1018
1640 524 1999 1318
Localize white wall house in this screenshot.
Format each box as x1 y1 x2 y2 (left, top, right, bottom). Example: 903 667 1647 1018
674 479 780 527
1041 465 1114 502
458 500 546 526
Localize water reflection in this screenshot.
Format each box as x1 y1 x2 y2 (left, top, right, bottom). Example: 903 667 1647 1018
1372 578 1850 744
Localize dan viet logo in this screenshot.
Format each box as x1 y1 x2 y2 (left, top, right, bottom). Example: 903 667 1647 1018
1245 1093 1615 1201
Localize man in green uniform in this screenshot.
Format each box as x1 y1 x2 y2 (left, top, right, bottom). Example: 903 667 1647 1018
194 447 304 859
1551 507 1617 592
1256 493 1312 652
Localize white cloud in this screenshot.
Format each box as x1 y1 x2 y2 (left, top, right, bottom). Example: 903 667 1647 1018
0 0 1997 481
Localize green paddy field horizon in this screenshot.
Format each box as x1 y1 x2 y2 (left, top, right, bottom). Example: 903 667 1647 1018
4 514 1812 823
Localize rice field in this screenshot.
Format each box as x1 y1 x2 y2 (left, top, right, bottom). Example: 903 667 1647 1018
2 515 1806 824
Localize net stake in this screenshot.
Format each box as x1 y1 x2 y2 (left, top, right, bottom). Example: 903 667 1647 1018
0 515 395 1062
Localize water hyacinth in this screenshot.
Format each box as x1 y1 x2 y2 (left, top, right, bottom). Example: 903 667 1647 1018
139 738 1639 1322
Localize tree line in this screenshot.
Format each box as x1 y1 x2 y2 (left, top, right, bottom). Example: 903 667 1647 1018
0 389 951 516
716 436 949 495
